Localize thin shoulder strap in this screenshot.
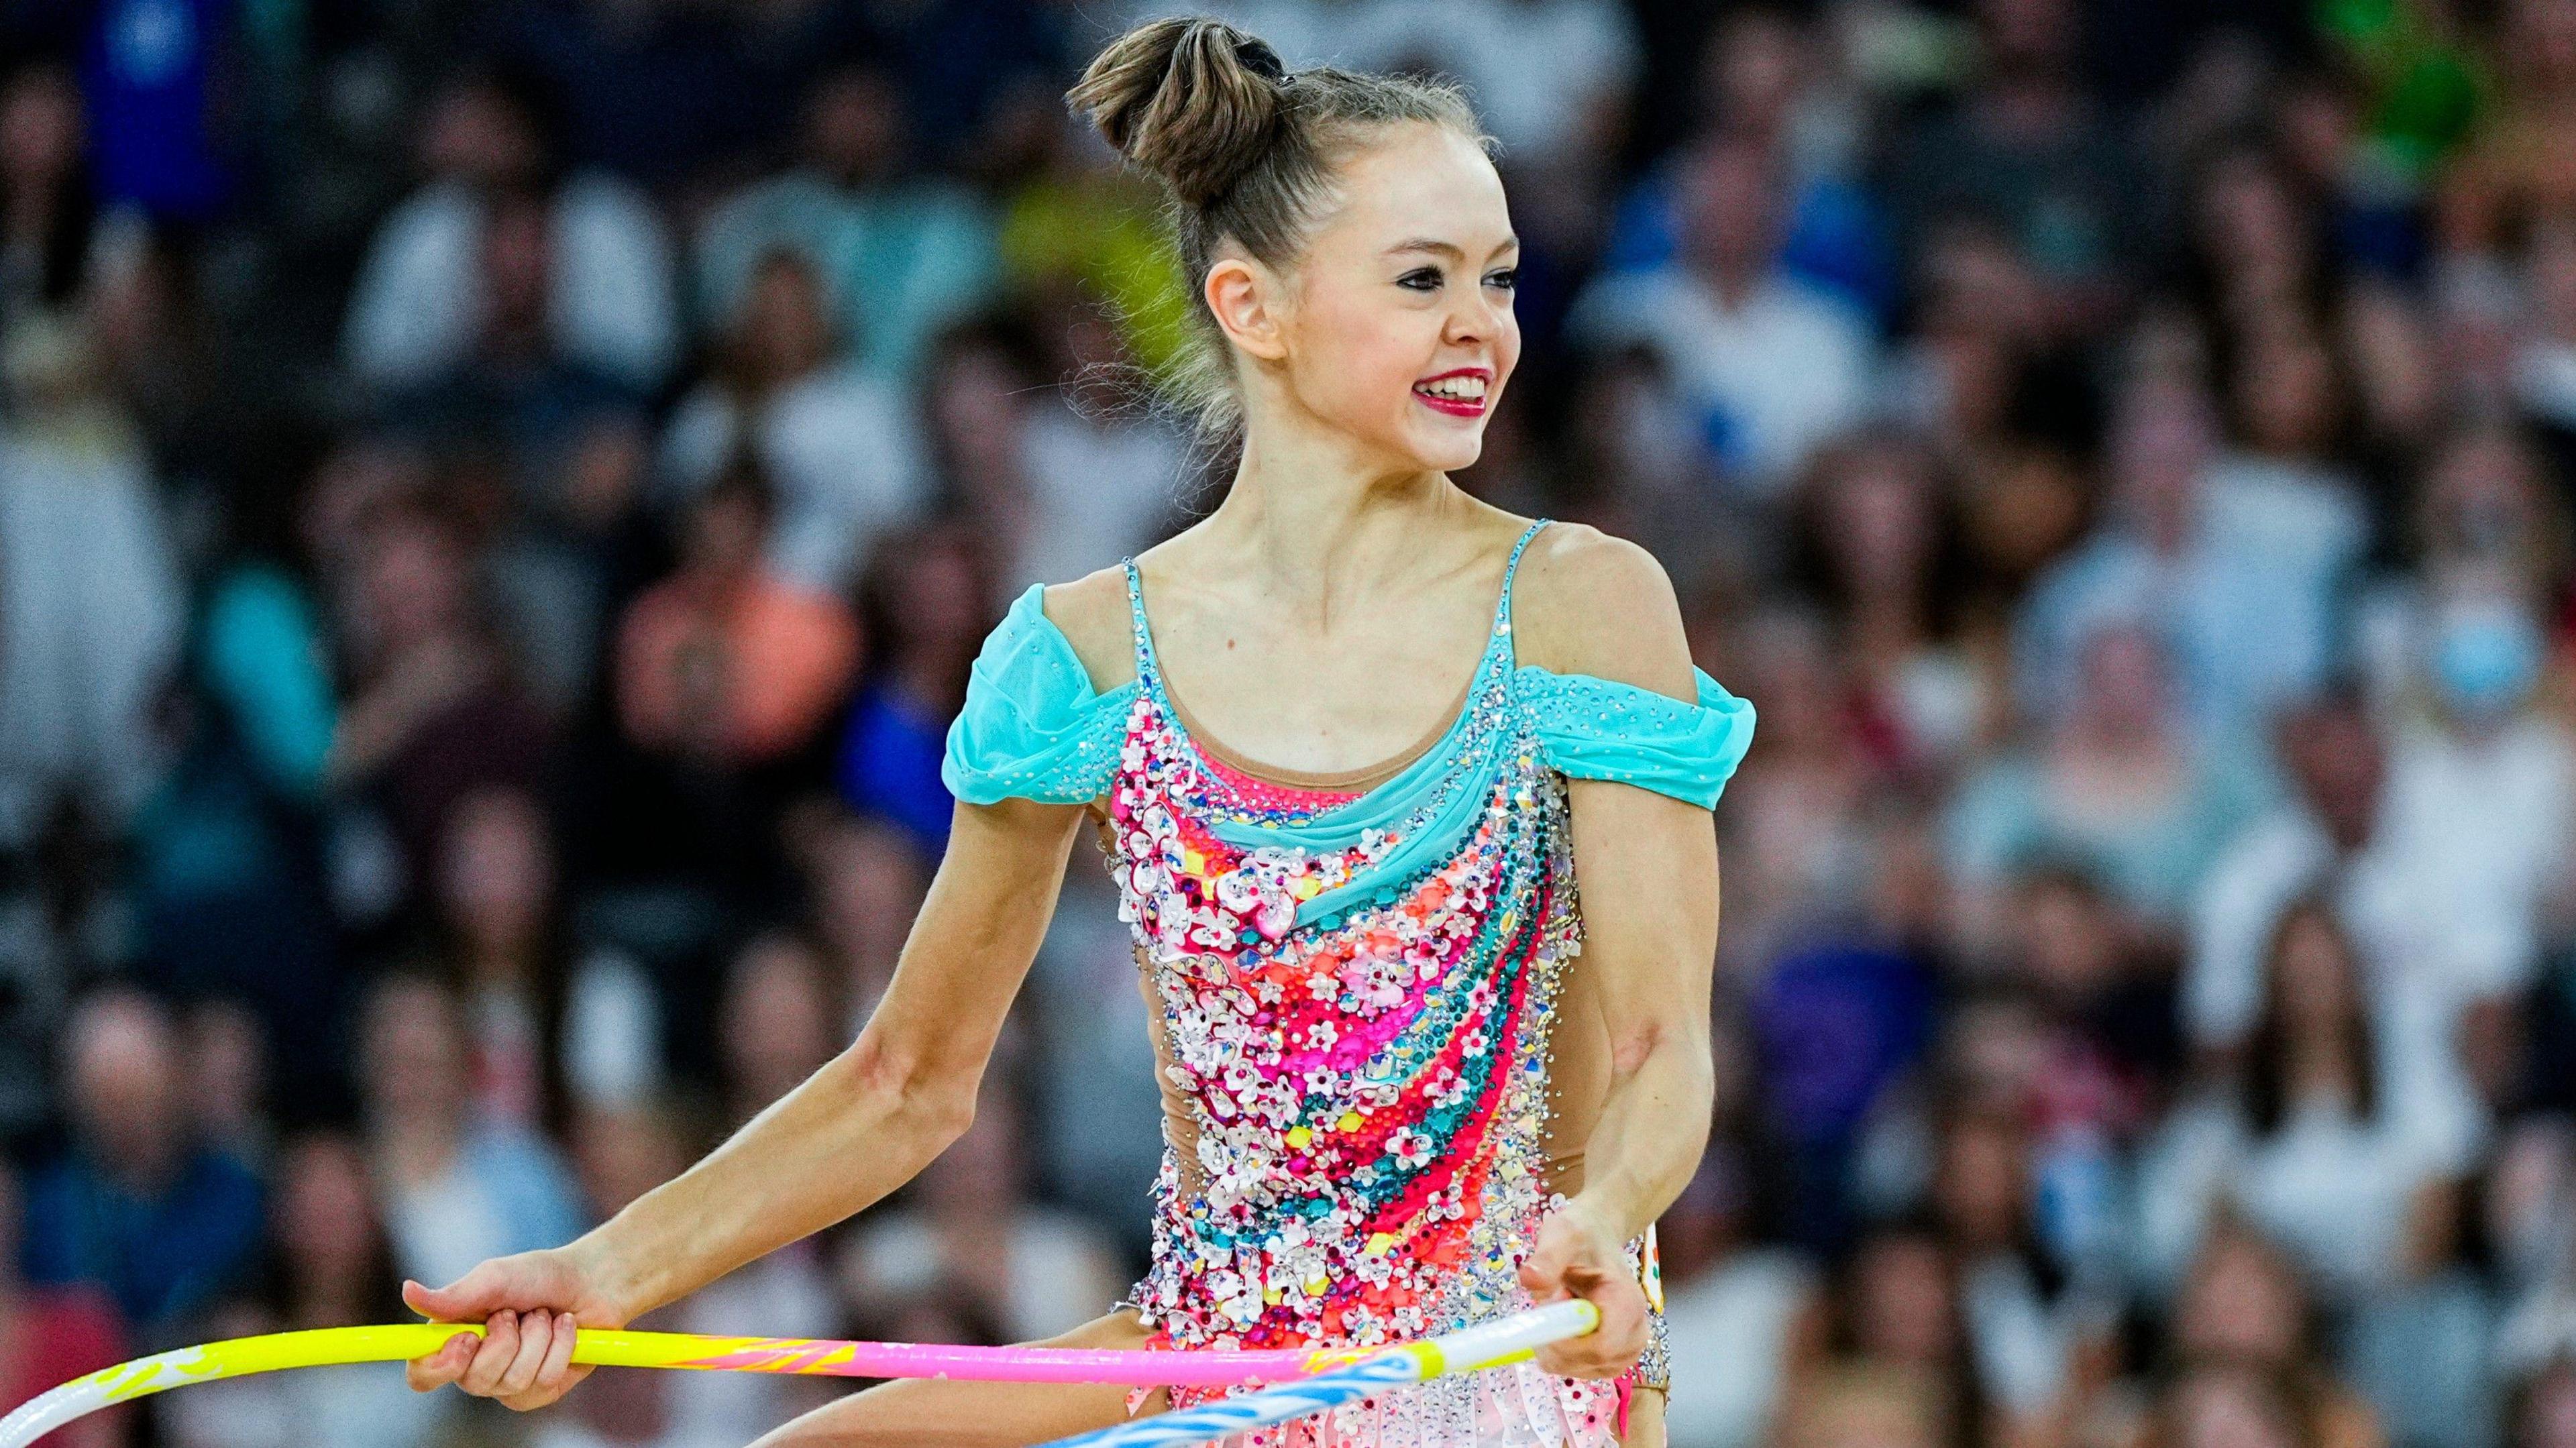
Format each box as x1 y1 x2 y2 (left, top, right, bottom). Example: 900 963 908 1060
1493 516 1552 641
1119 556 1159 684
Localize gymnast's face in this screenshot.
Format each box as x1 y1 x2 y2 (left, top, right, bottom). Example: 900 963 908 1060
1210 120 1520 476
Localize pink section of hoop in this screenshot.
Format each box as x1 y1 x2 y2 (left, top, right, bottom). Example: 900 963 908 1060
672 1337 1349 1386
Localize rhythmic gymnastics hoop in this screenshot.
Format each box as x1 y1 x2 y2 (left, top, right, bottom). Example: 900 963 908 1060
0 1297 1599 1448
1038 1298 1601 1447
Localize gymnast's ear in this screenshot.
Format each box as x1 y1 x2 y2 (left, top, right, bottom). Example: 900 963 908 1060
1205 254 1293 363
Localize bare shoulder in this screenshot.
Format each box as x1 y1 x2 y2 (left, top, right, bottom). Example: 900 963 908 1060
1036 566 1140 695
1512 522 1696 702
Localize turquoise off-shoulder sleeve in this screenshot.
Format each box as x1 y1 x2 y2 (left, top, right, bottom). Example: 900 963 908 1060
941 583 1138 805
1517 665 1756 810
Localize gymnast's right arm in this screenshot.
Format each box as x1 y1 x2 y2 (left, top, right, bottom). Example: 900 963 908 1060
400 788 1096 1411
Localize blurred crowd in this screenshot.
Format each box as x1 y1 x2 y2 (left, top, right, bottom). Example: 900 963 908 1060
3 0 2576 1447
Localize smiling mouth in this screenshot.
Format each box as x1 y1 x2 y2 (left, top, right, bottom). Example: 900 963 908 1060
1413 378 1490 414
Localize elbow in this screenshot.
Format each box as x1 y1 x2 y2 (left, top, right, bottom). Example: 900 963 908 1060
1610 1015 1715 1101
838 1031 979 1150
920 1082 980 1148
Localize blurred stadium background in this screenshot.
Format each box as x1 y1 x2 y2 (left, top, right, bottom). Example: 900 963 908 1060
3 0 2575 1445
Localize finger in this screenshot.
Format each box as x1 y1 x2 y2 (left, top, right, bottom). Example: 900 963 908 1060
531 1311 582 1395
506 1350 591 1413
434 1331 480 1381
407 1330 477 1392
402 1274 469 1322
1585 1281 1645 1341
1555 1249 1614 1292
502 1368 582 1412
1538 1342 1618 1379
406 1266 506 1324
1542 1343 1627 1381
462 1312 522 1396
1518 1237 1574 1298
495 1309 553 1398
1545 1279 1642 1377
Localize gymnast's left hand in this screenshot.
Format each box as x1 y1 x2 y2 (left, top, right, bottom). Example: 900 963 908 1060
400 1247 627 1410
1517 1198 1648 1380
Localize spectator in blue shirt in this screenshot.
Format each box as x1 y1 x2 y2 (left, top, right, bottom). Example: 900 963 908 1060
835 520 994 859
21 986 266 1347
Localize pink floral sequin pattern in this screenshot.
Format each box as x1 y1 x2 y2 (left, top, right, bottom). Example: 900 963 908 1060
1098 535 1661 1446
1110 722 1395 962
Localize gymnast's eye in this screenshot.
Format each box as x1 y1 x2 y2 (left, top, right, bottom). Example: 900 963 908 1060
1399 267 1518 294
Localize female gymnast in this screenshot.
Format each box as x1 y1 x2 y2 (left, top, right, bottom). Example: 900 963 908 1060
399 16 1756 1446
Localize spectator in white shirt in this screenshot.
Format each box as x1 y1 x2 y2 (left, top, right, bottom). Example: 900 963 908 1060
0 311 184 852
2140 899 2483 1306
1562 129 1875 499
692 61 1002 393
360 973 586 1297
659 247 931 594
2191 590 2572 1068
342 66 678 396
2196 317 2373 612
2017 373 2366 746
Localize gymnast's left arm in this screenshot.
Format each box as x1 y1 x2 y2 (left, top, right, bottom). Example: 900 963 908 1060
1509 526 1723 1382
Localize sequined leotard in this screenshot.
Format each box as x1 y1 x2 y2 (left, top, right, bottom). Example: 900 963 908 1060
943 518 1755 1446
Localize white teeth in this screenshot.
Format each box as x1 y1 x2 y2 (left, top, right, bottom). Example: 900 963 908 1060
1415 378 1487 401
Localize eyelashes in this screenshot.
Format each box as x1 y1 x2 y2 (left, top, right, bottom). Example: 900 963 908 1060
1401 269 1520 293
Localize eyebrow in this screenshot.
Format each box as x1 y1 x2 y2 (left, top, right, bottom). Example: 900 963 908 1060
1385 235 1521 260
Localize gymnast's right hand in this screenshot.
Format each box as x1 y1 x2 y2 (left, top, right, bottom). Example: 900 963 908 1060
400 1246 631 1410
